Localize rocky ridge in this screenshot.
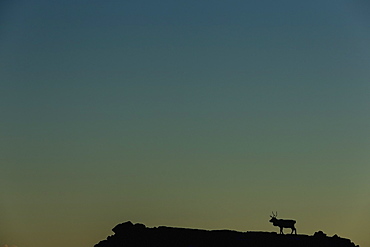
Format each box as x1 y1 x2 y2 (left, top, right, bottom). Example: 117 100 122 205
95 221 359 247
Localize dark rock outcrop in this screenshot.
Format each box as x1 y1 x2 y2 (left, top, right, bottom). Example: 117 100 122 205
95 221 359 247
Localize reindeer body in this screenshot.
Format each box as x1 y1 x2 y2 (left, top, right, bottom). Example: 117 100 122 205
269 212 297 234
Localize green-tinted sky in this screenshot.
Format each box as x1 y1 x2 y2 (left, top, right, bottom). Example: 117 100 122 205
1 1 370 247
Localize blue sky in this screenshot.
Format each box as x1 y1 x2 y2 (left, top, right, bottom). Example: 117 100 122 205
1 1 370 247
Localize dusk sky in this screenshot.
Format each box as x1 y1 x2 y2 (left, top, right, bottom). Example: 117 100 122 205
1 1 370 247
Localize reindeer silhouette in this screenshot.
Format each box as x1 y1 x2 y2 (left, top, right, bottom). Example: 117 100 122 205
269 211 297 234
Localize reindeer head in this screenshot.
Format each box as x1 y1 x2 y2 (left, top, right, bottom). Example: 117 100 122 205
269 211 278 223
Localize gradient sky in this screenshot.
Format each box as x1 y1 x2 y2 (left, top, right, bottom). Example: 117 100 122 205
1 1 370 247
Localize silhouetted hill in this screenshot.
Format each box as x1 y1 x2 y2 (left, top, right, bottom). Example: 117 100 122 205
95 221 359 247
